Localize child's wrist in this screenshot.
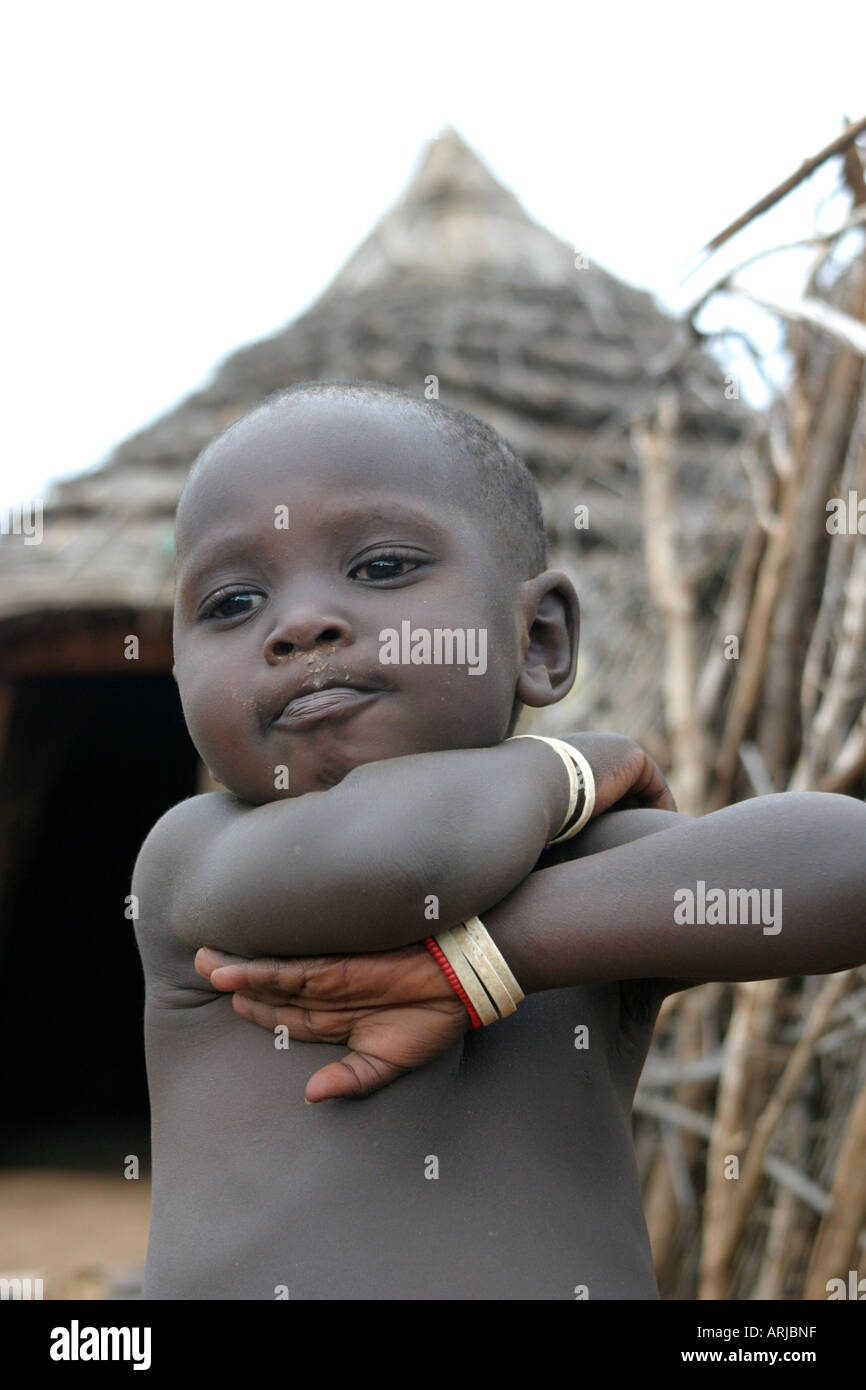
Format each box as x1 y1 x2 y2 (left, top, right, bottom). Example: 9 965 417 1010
423 936 484 1027
424 917 526 1027
506 734 596 844
500 736 571 844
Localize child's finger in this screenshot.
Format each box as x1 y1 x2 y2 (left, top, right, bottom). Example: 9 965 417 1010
209 956 310 994
223 947 449 1008
194 946 251 980
304 1052 408 1103
215 953 376 999
626 749 676 811
635 765 677 812
231 993 355 1043
214 958 348 1003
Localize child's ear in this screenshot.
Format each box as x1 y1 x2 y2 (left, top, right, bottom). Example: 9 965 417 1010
514 570 579 708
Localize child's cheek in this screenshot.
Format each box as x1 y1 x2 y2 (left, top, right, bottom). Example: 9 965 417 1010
178 669 242 770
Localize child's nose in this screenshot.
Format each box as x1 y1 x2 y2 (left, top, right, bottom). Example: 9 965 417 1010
263 600 354 660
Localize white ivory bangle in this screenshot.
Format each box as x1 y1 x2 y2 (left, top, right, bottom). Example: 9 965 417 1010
451 923 518 1017
507 733 579 839
436 928 498 1025
461 915 525 1008
551 745 596 842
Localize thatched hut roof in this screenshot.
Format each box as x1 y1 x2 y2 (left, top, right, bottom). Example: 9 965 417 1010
0 126 753 734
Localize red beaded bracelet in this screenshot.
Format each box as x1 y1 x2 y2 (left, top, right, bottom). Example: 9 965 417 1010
423 936 483 1028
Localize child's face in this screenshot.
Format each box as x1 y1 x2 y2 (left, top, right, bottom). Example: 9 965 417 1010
172 395 541 803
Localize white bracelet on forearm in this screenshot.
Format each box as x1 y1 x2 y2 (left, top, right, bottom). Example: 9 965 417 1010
435 915 525 1025
459 916 524 1013
507 734 596 843
436 927 499 1025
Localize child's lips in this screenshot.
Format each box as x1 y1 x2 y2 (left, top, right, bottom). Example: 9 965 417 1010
272 686 381 727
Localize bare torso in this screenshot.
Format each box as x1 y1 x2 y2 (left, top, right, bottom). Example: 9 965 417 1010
138 929 662 1300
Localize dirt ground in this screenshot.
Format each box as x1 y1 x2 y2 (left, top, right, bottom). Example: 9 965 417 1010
0 1170 150 1299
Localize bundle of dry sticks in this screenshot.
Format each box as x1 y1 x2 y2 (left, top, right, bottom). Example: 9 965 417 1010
629 116 866 1300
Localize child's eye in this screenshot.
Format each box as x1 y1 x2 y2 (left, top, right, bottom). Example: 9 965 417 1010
201 590 265 620
351 551 422 582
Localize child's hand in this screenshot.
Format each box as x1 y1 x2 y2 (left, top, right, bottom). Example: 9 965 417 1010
564 733 675 818
195 944 470 1102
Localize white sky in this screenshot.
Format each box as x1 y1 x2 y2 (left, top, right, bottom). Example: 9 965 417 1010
2 1 864 508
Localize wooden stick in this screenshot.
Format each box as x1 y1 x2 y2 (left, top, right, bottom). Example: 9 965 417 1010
725 285 866 357
710 447 802 807
803 1075 866 1297
634 1095 835 1219
686 206 866 322
792 330 866 787
716 972 855 1287
818 707 866 793
755 1107 808 1299
807 532 866 776
682 116 866 281
643 988 710 1289
760 309 866 782
795 381 866 753
696 515 766 732
632 392 707 816
699 980 772 1298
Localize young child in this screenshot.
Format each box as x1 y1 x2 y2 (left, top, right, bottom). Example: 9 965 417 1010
132 380 866 1300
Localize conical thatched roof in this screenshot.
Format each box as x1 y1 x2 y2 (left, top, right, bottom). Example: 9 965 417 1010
0 126 753 735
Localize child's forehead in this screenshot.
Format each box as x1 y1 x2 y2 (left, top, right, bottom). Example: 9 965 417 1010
178 396 473 541
174 408 512 593
220 394 455 479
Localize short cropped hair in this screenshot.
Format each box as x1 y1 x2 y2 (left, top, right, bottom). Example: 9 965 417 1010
188 379 548 580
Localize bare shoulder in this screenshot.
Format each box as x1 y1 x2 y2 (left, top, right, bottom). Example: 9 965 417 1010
133 791 243 907
132 791 245 996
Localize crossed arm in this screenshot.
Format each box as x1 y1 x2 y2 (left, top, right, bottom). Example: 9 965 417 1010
141 735 866 1101
139 732 671 960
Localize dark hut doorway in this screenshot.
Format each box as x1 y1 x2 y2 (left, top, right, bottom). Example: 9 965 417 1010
0 672 197 1169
